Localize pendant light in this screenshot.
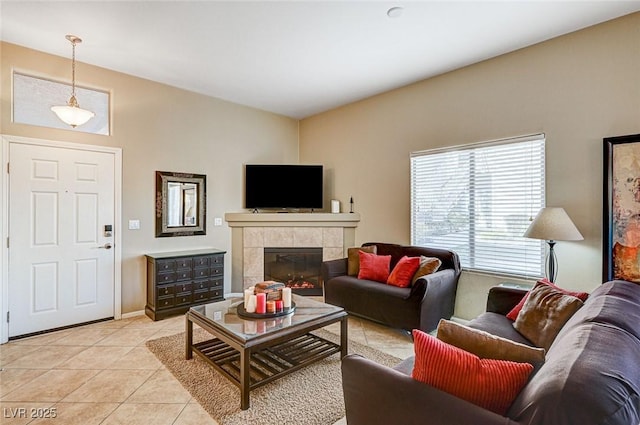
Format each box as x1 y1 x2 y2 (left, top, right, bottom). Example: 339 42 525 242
51 35 95 128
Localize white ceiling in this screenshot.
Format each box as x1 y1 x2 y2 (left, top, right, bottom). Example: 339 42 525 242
2 1 639 119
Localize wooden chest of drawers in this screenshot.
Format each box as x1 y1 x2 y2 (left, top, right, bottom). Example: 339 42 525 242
145 248 226 321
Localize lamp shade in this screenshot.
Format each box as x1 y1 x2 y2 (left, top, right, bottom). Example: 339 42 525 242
523 207 583 241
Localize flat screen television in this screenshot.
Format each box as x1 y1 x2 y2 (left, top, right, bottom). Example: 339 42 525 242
245 164 323 210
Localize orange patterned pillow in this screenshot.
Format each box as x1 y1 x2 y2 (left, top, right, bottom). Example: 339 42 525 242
357 251 391 283
411 256 442 285
387 256 421 287
412 329 533 415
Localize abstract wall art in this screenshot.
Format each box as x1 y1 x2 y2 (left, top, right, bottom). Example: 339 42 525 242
604 134 640 283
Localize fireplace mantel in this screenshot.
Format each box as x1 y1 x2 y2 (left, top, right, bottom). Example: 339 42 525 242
225 212 361 292
225 212 360 227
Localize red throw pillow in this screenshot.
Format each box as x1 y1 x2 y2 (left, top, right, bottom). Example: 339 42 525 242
506 278 589 321
412 329 533 415
387 256 421 288
357 251 391 283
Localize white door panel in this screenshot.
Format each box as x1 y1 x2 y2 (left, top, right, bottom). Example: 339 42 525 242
8 143 115 337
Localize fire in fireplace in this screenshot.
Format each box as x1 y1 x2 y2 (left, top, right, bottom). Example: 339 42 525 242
264 247 323 296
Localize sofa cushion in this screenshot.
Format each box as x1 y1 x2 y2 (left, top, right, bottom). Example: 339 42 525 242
436 319 545 367
467 312 535 346
411 256 442 285
357 251 391 283
412 329 533 415
347 245 377 276
387 256 421 288
513 283 584 351
506 278 588 321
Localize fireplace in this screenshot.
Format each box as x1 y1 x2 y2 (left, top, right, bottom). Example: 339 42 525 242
264 247 323 296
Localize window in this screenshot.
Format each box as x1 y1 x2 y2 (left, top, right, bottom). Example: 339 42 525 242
13 72 110 135
411 134 545 277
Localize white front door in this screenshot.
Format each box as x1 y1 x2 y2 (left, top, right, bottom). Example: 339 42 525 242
8 142 116 337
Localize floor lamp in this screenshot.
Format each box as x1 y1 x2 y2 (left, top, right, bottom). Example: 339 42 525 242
523 207 583 283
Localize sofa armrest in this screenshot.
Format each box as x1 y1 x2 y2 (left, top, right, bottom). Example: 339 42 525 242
414 268 458 332
342 354 517 425
320 258 348 283
486 285 529 316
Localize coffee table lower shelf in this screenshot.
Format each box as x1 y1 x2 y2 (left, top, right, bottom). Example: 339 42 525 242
192 332 341 393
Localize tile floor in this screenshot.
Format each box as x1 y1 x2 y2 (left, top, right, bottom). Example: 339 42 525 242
0 311 414 425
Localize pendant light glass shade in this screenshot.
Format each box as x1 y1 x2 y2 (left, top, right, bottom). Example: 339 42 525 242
51 96 95 127
51 35 95 128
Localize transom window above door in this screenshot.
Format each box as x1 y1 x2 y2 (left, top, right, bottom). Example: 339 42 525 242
13 72 110 135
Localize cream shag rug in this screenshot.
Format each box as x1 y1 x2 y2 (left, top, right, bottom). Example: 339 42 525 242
146 328 400 425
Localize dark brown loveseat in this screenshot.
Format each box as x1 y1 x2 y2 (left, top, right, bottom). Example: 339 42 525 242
341 280 640 425
321 242 461 333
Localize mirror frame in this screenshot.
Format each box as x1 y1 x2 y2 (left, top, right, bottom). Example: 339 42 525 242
155 171 206 237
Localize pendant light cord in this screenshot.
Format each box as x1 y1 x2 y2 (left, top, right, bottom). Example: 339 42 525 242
71 38 76 98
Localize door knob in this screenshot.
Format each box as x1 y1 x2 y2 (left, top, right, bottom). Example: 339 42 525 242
98 243 113 249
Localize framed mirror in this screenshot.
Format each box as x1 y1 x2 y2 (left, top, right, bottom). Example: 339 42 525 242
155 171 206 237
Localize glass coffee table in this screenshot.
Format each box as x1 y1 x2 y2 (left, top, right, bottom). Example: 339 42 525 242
185 294 348 410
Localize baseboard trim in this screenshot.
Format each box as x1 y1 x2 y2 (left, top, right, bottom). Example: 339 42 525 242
121 310 145 319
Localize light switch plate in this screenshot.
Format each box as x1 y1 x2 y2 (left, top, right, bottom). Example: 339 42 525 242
128 219 140 230
214 217 223 226
213 311 222 320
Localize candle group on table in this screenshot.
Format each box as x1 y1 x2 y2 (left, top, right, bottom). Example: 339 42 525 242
243 285 292 315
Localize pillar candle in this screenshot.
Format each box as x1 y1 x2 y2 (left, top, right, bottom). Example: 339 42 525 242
275 300 284 312
244 289 253 306
282 287 292 308
246 295 257 313
266 300 276 314
256 293 266 314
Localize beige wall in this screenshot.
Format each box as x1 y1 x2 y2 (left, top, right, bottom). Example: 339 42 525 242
1 42 299 314
299 13 640 319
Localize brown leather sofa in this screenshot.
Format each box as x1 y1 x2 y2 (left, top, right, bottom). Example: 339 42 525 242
341 280 640 425
321 242 461 333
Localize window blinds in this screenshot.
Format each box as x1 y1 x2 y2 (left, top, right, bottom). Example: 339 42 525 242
410 134 545 277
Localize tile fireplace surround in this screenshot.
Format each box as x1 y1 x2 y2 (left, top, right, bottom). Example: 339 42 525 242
225 212 361 293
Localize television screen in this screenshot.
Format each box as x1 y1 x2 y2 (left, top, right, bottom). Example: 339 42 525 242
245 164 323 210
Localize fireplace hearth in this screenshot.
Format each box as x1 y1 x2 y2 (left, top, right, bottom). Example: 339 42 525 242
264 247 323 296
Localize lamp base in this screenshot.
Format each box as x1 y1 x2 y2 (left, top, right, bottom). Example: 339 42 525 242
546 240 557 283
